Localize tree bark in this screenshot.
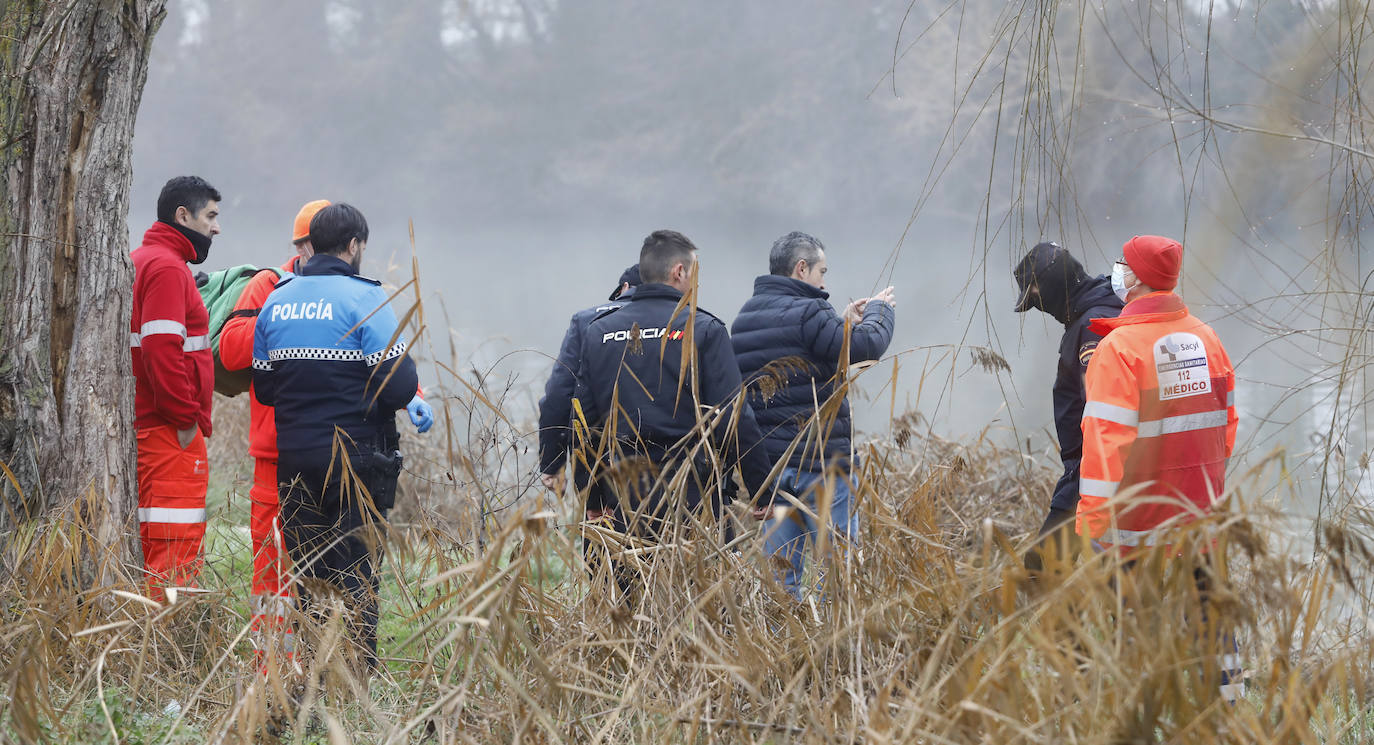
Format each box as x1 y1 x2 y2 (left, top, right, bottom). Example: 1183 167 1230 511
0 1 167 573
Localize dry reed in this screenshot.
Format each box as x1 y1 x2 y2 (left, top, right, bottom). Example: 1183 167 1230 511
0 260 1370 744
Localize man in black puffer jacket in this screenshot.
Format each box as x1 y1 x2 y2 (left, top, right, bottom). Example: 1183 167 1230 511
731 231 896 600
1012 241 1123 570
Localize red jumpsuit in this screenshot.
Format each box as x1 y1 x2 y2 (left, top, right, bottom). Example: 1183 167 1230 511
131 222 214 600
219 256 300 658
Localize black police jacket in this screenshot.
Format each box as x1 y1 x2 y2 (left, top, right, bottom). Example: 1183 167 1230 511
537 289 634 474
730 275 894 471
1050 276 1123 512
572 283 773 505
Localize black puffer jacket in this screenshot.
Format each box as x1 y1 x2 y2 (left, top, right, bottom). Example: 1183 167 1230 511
730 275 895 471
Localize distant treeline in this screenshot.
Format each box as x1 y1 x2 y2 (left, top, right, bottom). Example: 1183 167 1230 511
135 0 1332 240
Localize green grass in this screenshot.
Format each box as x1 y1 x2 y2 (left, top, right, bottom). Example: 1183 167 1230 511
47 687 201 745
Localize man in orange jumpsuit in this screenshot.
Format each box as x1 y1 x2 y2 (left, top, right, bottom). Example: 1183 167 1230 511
219 199 329 662
131 176 221 600
1076 234 1242 700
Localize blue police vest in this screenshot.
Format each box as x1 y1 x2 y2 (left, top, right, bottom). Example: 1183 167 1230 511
252 254 418 453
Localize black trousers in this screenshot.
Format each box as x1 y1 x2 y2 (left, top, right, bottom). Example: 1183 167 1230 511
278 447 396 672
1024 506 1079 572
604 452 728 538
584 451 734 605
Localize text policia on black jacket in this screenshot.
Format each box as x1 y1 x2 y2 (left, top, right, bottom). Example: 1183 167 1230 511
572 283 774 508
730 275 895 471
251 254 419 454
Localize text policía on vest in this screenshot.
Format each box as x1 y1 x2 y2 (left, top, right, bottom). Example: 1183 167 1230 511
270 299 335 322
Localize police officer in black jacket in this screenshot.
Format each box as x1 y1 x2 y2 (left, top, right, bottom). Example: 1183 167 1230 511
253 203 433 672
538 265 640 502
1012 241 1123 568
573 230 772 538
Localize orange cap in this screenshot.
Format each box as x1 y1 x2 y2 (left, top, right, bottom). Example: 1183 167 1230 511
292 199 331 243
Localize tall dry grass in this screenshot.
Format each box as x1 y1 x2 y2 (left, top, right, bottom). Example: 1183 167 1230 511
1 246 1372 744
6 1 1373 741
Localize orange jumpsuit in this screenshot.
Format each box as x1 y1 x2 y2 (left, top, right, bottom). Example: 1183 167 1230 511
1077 291 1237 548
219 256 300 658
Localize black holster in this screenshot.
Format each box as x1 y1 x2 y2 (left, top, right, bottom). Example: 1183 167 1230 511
364 430 403 512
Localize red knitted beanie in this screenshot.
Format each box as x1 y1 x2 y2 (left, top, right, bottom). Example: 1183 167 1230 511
1122 235 1182 290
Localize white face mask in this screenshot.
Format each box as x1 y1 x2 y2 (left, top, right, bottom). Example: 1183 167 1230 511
1111 262 1136 303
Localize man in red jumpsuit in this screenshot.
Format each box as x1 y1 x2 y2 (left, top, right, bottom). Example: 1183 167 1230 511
219 199 330 663
131 176 221 601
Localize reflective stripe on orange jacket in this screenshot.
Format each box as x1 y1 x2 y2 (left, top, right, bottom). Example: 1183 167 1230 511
1076 291 1237 548
219 257 300 459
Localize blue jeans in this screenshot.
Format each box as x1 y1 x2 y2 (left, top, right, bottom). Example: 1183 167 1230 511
761 467 859 601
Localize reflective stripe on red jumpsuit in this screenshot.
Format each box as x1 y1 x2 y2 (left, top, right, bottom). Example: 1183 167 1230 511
1076 291 1238 549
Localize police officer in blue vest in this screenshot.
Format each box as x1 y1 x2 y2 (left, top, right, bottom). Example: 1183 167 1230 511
252 202 433 673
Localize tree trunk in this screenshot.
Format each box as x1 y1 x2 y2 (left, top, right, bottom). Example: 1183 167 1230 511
0 2 167 574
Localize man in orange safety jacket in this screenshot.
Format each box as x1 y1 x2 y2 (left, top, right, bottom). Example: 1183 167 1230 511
131 176 221 601
219 199 330 663
1076 234 1237 550
1076 235 1242 701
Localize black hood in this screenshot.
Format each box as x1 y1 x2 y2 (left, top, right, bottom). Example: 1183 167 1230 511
1068 275 1123 326
1016 245 1088 325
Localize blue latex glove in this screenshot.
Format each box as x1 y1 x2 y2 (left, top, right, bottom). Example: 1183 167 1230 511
406 395 434 434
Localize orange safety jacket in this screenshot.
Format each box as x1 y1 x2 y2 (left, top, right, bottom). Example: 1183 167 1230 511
219 257 301 459
1076 291 1237 549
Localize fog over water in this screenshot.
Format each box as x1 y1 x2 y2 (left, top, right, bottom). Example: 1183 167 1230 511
129 1 1374 531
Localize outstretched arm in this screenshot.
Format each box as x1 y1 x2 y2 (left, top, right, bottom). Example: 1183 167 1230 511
804 291 896 365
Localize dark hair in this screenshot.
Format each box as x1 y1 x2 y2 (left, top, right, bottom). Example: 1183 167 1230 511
156 176 221 223
308 203 370 256
638 230 698 284
769 231 825 276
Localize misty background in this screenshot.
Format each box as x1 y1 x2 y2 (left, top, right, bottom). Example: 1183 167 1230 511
128 0 1374 538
